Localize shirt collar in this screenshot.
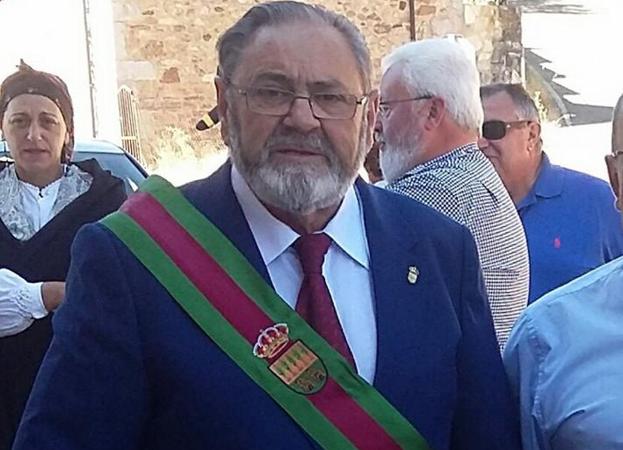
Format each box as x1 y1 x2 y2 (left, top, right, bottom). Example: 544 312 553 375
517 153 564 209
19 177 62 200
231 165 369 269
393 142 478 182
533 153 564 198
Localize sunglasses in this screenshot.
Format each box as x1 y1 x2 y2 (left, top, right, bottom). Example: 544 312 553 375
482 120 532 140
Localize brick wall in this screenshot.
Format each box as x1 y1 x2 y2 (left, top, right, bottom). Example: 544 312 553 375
112 0 522 161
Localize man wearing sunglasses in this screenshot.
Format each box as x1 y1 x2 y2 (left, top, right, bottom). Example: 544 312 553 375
378 38 529 349
480 83 623 303
502 95 623 450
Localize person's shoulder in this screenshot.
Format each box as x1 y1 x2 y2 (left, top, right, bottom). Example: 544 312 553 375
71 219 126 257
73 159 125 194
524 256 623 326
388 167 465 202
180 162 230 201
361 181 467 235
393 149 496 197
556 165 613 197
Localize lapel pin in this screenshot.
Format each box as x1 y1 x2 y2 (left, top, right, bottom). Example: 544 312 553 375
407 266 419 284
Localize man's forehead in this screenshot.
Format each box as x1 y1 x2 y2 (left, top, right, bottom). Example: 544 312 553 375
231 22 363 91
482 92 520 119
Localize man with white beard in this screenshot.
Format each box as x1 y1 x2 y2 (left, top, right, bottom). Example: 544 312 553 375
379 38 529 348
13 4 520 450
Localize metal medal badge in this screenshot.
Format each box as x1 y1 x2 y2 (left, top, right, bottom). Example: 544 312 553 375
407 265 419 284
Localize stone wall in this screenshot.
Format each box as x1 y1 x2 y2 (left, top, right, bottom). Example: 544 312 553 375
112 0 522 162
415 0 523 84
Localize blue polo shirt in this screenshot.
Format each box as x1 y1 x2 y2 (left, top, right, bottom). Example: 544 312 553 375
517 153 623 303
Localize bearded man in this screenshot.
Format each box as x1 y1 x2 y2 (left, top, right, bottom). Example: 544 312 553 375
378 38 529 348
13 3 519 450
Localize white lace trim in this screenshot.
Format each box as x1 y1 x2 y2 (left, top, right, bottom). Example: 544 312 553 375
0 165 93 240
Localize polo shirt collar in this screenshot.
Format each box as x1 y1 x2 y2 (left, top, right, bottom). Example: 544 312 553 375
517 152 564 209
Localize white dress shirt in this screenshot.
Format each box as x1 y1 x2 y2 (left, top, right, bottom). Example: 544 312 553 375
231 166 377 383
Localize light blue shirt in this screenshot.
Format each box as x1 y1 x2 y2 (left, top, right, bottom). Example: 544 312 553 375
231 166 377 383
503 256 623 450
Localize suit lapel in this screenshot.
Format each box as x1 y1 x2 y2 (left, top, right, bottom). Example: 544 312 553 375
180 162 272 286
186 172 435 403
356 181 438 399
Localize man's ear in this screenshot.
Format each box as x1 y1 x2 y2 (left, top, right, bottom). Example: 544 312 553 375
606 154 622 210
424 97 445 130
215 76 230 146
527 121 542 153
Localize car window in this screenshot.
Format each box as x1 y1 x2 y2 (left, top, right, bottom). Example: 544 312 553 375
72 151 147 193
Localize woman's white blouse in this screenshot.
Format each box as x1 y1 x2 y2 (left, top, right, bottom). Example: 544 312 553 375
0 269 47 337
0 165 92 336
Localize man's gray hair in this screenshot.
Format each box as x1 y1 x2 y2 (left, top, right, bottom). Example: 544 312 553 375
381 38 484 131
216 1 372 91
480 83 540 123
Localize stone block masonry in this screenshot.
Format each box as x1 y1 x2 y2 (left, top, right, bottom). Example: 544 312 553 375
112 0 522 162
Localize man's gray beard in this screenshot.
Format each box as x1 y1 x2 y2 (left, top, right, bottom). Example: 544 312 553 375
380 131 423 184
228 111 368 215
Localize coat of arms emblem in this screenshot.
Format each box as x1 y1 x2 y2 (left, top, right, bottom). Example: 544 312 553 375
253 323 327 395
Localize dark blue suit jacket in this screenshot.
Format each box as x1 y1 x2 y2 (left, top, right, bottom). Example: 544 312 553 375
13 164 520 450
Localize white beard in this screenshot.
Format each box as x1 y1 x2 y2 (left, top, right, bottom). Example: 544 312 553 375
228 111 368 215
380 130 423 183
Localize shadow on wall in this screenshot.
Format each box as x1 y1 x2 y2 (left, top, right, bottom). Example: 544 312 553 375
526 48 613 126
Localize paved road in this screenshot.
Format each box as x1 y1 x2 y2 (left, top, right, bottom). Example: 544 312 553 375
519 0 623 180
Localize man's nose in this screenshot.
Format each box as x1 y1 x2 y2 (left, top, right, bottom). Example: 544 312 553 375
477 136 489 151
282 97 321 133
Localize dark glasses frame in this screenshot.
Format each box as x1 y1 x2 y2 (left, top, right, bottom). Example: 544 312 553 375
378 95 432 116
481 120 533 140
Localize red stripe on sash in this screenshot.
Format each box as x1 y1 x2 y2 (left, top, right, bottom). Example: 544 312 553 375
121 193 402 450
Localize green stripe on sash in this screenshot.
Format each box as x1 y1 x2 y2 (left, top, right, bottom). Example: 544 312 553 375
102 175 431 450
104 213 356 450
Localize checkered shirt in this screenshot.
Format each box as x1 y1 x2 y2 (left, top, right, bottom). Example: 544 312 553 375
386 143 529 348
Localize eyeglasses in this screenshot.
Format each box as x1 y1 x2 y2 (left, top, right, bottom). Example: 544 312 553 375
481 120 533 140
378 95 432 116
229 84 368 120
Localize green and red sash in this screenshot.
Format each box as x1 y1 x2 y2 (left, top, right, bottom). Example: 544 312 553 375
101 175 431 450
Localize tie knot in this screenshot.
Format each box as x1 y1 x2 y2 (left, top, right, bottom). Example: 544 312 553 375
294 233 331 275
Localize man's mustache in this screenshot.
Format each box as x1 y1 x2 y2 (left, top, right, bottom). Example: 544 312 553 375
264 131 334 158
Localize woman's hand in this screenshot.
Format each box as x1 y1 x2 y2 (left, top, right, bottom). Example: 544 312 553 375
41 281 65 312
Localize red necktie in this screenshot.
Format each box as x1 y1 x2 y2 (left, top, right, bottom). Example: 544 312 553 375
294 233 356 368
